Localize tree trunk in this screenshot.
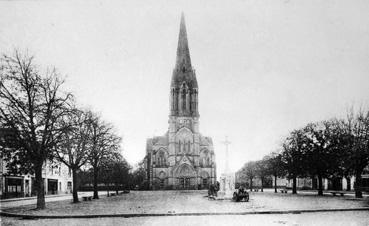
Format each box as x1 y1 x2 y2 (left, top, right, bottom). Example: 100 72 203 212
355 170 363 198
116 184 119 195
35 162 46 209
318 174 323 196
93 165 99 199
261 177 264 192
292 176 297 194
72 168 79 203
274 174 277 193
249 178 253 191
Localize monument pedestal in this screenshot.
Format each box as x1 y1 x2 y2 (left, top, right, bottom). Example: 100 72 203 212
217 172 235 199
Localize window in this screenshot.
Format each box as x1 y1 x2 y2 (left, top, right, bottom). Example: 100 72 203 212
67 182 72 192
7 185 20 193
157 152 166 167
203 178 208 188
206 156 210 166
200 150 210 167
200 158 205 167
6 178 22 194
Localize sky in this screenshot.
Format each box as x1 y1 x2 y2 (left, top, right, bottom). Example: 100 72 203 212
1 0 369 174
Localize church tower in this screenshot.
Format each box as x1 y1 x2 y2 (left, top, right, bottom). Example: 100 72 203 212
145 14 216 190
169 13 199 118
168 13 200 170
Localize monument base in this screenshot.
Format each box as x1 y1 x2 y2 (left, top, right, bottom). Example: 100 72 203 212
218 172 235 199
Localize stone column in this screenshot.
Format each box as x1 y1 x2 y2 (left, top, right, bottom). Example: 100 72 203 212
149 152 153 189
170 88 174 115
193 89 198 115
185 89 190 114
173 88 178 114
178 89 183 115
191 91 195 113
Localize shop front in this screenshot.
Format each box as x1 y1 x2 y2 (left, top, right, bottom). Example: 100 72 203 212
47 179 58 195
4 176 23 198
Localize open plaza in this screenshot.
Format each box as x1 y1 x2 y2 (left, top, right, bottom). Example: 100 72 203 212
1 190 369 225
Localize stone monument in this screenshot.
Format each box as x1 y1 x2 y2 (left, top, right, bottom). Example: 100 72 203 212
218 136 235 199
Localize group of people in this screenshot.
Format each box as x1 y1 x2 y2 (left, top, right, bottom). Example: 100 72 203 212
208 181 220 199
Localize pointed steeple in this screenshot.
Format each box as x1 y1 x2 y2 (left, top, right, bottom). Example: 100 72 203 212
175 13 192 71
170 13 199 117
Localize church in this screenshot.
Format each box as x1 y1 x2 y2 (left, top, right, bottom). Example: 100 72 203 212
144 14 216 190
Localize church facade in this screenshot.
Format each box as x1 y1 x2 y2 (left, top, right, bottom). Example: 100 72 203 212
144 14 216 190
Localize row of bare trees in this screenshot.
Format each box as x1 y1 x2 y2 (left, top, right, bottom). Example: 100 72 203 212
237 109 369 198
54 108 123 203
78 153 132 195
0 50 125 209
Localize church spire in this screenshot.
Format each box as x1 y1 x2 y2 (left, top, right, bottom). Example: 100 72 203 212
175 13 192 71
170 13 199 117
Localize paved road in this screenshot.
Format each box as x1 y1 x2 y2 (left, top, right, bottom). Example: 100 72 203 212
0 191 108 209
2 211 369 226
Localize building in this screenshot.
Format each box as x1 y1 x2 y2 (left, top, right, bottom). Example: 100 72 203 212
1 157 73 199
0 129 73 199
275 165 369 191
144 14 216 190
236 170 369 192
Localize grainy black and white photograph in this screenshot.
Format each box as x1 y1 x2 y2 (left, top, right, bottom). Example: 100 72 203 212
0 0 369 225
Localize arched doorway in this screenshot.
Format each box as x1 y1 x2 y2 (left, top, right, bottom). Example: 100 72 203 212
200 171 210 189
176 164 196 189
179 178 191 189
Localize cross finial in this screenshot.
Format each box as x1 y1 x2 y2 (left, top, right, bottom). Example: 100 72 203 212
222 136 231 146
221 136 231 174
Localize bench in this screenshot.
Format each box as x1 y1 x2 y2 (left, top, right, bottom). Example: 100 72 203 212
110 193 116 197
330 192 345 196
82 196 92 201
253 189 259 192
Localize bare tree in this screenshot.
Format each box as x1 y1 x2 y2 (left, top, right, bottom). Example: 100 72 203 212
54 108 93 203
281 129 307 194
110 156 131 194
264 152 285 193
0 50 73 209
88 115 122 199
99 152 130 195
131 160 148 190
255 159 269 192
303 121 343 196
342 109 369 198
237 161 257 191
